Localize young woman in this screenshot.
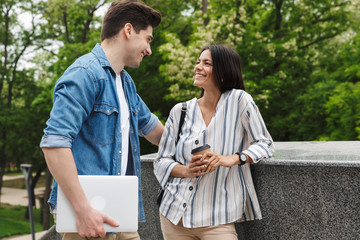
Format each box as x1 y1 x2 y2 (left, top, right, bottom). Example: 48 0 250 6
154 44 275 240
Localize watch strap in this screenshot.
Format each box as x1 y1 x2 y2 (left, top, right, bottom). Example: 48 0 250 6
235 152 247 165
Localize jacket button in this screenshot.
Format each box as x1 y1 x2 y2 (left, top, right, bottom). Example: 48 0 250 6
183 203 187 208
195 140 199 144
189 186 193 191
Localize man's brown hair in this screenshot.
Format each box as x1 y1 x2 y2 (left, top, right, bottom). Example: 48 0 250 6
101 0 161 41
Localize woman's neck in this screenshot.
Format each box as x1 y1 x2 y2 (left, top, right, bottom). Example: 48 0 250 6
197 89 221 127
198 89 221 110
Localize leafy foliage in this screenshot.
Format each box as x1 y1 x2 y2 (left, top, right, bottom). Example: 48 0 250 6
325 82 360 140
157 0 358 141
0 0 359 176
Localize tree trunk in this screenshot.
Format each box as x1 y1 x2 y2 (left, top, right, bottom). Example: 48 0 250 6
0 6 11 96
273 0 283 71
82 18 91 43
31 168 44 204
0 5 11 197
82 1 109 43
202 0 209 26
25 168 43 219
63 6 70 43
0 130 7 201
234 0 243 25
274 0 283 39
42 168 52 230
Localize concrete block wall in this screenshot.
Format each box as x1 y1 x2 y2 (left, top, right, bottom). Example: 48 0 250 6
139 141 360 240
42 141 360 240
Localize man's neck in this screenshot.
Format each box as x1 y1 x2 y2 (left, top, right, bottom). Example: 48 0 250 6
101 40 125 75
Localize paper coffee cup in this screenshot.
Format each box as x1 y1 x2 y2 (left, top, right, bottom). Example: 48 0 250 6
191 144 211 155
191 144 211 175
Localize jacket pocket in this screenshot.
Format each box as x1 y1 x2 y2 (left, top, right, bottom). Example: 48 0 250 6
130 101 140 116
86 104 118 145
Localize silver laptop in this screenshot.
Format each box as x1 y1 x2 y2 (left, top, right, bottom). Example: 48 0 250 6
56 175 138 233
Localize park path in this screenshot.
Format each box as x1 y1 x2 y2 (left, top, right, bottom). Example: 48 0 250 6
1 174 45 207
1 186 45 207
1 174 48 240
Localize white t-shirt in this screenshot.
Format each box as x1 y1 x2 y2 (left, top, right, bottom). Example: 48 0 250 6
116 74 130 175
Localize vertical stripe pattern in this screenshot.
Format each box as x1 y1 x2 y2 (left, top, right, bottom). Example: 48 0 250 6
153 89 274 228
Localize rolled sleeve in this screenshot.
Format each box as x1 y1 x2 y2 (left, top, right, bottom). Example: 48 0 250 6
241 96 275 163
154 158 179 188
40 135 73 148
40 67 96 148
138 113 159 137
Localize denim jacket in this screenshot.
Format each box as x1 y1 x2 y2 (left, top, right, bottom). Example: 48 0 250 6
40 43 159 222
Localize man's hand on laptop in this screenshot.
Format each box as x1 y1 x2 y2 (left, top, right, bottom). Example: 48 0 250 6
76 206 120 238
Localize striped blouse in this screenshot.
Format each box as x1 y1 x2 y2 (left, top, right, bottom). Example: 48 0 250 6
154 89 274 228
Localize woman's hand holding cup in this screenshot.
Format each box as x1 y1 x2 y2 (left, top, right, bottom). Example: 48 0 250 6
190 144 211 177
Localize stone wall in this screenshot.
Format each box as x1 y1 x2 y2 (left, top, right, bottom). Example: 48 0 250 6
41 141 360 240
139 141 360 240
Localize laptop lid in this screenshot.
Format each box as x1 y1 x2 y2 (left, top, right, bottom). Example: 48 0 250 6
56 175 138 233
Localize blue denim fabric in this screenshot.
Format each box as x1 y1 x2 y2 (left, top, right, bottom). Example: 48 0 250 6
40 43 158 222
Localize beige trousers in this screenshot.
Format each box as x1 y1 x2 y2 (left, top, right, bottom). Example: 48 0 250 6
61 232 140 240
159 214 238 240
53 214 140 240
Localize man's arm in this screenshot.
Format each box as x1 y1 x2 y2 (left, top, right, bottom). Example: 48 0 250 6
144 121 164 146
42 147 119 238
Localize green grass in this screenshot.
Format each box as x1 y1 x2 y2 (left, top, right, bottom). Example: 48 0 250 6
4 172 23 176
0 204 53 238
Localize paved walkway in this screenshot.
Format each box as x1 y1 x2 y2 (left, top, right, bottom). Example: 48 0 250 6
1 173 46 207
1 187 45 207
1 174 49 239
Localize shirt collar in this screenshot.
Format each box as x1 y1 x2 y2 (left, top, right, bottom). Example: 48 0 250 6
91 43 112 68
91 43 129 79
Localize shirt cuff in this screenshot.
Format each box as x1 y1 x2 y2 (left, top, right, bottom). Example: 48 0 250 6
138 113 159 137
40 135 73 148
159 161 179 188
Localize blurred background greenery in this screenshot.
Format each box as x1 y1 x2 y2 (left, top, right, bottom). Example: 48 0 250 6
0 0 359 231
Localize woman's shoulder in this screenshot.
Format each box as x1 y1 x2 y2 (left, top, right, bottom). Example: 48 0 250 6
229 89 253 102
172 98 196 111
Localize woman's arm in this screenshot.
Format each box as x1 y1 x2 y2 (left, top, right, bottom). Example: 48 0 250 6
200 93 273 173
170 154 209 178
240 97 274 163
153 104 184 187
199 152 254 173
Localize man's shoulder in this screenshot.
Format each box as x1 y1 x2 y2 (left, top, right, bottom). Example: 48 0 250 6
68 52 101 71
62 52 109 82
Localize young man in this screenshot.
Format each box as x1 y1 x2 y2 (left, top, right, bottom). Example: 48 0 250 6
40 1 163 239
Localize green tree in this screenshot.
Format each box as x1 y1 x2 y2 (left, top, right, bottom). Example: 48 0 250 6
325 82 360 140
0 0 44 197
127 0 200 153
157 0 354 141
40 0 109 76
292 1 360 141
127 0 199 119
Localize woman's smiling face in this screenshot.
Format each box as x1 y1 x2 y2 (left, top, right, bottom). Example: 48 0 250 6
193 49 215 89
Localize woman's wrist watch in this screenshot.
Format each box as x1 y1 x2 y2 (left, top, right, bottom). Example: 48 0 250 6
235 152 247 165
